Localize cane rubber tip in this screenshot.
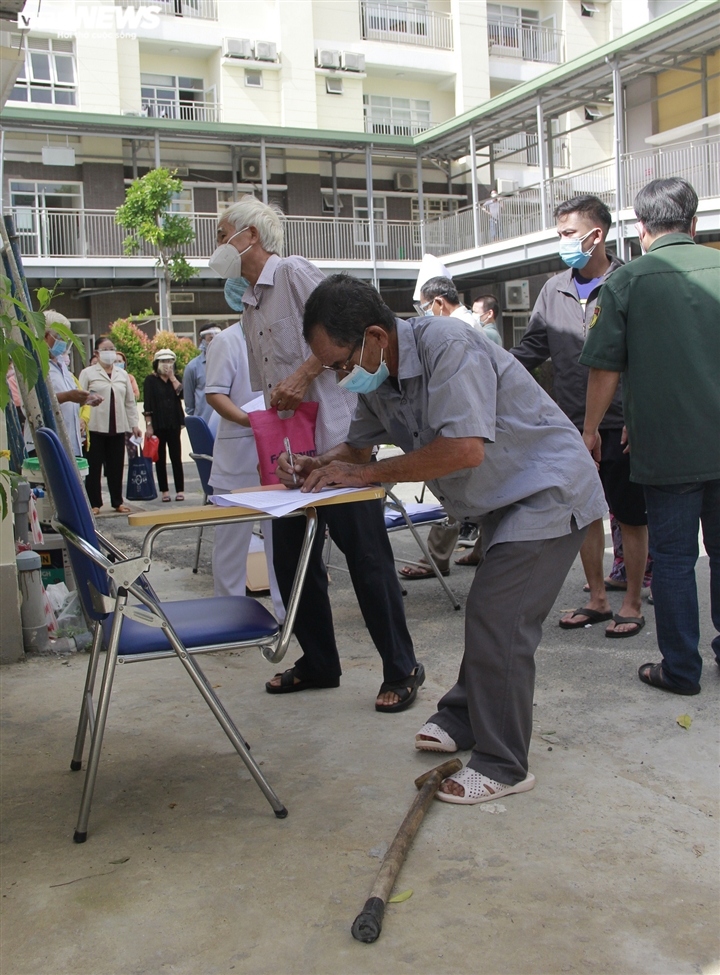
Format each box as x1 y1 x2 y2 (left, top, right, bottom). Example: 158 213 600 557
70 760 82 771
73 830 87 844
274 806 289 819
351 897 385 943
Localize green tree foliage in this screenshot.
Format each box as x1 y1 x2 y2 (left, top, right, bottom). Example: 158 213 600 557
108 318 153 388
115 169 196 328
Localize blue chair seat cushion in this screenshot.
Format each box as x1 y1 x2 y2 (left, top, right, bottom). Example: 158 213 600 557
104 596 279 656
384 503 446 530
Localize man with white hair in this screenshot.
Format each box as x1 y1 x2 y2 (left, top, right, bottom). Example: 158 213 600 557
209 197 422 712
183 325 221 424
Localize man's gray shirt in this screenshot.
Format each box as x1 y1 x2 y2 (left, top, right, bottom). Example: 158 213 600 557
183 352 214 424
346 317 606 549
511 259 625 431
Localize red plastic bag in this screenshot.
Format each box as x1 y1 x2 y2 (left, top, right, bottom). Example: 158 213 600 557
248 403 319 485
142 434 159 463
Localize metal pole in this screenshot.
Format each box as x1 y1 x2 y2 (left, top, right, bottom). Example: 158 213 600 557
612 59 626 261
260 138 268 205
416 151 426 255
0 129 5 212
231 146 238 201
365 145 378 290
469 128 480 249
700 54 709 136
546 118 554 180
488 141 495 191
536 95 548 230
154 131 160 169
331 152 340 259
131 139 138 179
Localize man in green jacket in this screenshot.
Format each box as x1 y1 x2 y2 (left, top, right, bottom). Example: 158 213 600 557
581 177 720 696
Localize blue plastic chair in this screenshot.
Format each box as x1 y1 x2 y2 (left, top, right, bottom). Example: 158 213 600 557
35 428 317 842
185 414 215 573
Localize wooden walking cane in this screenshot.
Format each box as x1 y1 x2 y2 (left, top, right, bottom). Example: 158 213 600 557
351 757 462 943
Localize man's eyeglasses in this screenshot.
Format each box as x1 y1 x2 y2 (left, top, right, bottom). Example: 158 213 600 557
320 338 362 373
414 293 447 316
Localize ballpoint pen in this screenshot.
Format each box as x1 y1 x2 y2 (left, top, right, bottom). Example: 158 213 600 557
283 436 298 486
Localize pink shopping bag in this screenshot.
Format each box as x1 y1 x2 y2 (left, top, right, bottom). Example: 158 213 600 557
248 403 319 485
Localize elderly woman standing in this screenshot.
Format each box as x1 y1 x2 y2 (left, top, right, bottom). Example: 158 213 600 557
143 348 185 502
79 336 141 514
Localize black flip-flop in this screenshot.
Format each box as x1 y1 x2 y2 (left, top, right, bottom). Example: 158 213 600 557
638 662 700 696
375 663 425 713
606 614 645 638
559 608 613 629
265 666 340 694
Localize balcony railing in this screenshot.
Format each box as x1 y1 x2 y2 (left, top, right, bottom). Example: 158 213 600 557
116 0 218 20
360 1 453 50
488 23 564 64
8 139 718 263
364 115 433 137
141 97 220 123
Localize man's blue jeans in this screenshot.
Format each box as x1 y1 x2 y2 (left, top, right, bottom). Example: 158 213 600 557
643 480 720 691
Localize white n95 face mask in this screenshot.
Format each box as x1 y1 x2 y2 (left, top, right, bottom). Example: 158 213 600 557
208 228 252 279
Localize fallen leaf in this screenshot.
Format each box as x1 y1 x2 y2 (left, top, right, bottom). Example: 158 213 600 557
676 714 692 730
692 844 704 857
168 802 177 809
388 889 413 904
108 857 130 864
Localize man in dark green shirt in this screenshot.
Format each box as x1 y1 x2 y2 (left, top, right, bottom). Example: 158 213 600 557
581 177 720 696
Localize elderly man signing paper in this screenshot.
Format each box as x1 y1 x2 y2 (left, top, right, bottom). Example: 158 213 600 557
277 275 606 806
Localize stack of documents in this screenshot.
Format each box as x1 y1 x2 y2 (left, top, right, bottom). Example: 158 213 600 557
210 486 362 518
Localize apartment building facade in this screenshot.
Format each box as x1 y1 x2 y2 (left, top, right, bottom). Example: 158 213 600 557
1 0 717 352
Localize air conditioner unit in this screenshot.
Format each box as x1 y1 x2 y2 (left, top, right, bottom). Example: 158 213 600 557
240 157 269 182
394 171 417 191
504 280 530 311
341 51 365 72
495 179 518 195
316 48 340 69
254 40 277 62
225 37 253 59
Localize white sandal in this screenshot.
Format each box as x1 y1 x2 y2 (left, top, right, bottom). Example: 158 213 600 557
414 722 458 753
436 766 535 805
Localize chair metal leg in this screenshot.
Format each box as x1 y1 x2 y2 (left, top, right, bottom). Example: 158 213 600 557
161 624 287 818
70 622 104 771
404 522 461 610
192 526 203 574
73 597 125 843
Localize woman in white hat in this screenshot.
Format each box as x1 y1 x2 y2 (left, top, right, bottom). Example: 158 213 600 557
143 348 186 501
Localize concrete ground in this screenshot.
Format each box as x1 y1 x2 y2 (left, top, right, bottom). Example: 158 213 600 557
1 468 718 975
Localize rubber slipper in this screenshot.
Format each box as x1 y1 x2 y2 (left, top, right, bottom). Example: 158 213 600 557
114 505 131 513
606 614 645 638
436 767 536 805
559 607 613 629
415 721 458 753
265 666 340 694
375 663 425 713
638 662 700 696
175 494 185 501
162 495 171 503
399 564 449 580
91 507 101 515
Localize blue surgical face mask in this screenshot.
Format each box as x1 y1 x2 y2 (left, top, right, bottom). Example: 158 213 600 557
558 228 599 269
115 360 126 370
338 332 389 394
50 339 68 359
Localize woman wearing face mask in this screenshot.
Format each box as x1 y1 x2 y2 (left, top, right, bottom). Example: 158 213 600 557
79 336 142 514
143 349 185 502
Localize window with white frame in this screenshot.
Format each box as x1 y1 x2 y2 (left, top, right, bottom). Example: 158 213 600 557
10 180 84 256
352 195 387 246
9 36 77 106
411 197 453 245
363 95 431 136
140 74 218 122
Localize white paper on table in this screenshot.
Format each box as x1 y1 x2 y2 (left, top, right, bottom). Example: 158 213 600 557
241 394 267 413
210 486 363 517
